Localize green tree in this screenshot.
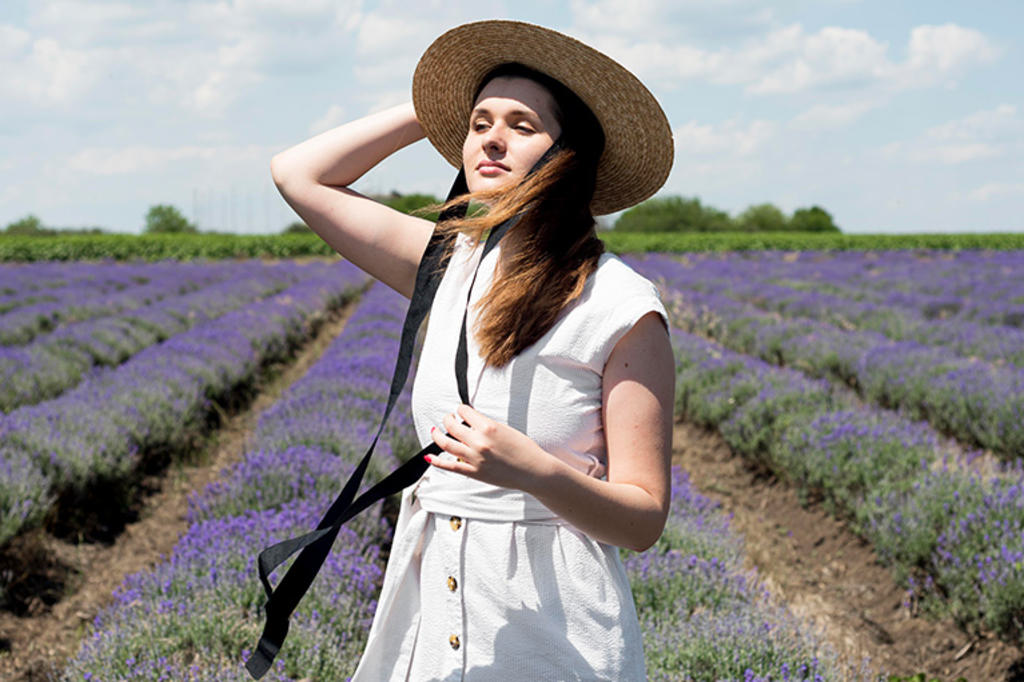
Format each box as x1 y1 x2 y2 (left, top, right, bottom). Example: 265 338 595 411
144 204 197 234
737 203 788 232
4 214 46 235
790 205 839 232
372 191 443 222
282 221 312 234
613 196 734 232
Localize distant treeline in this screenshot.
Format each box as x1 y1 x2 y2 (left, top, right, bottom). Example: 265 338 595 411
351 193 841 233
5 193 837 239
6 195 1021 261
613 197 839 233
3 231 1024 263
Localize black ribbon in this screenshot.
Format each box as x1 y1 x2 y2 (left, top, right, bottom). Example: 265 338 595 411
244 139 562 679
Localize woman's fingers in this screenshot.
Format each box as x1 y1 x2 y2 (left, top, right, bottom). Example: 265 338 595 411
430 425 473 464
442 410 475 442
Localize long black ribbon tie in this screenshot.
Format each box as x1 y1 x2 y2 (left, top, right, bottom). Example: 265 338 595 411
244 139 564 679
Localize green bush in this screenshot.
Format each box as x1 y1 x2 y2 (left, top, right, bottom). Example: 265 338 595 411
144 204 197 234
790 205 839 232
737 203 788 232
282 221 311 234
4 214 45 235
371 191 442 222
614 196 734 232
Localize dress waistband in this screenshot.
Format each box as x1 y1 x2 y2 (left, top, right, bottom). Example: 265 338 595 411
411 470 570 524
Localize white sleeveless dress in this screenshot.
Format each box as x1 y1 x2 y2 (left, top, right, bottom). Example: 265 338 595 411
350 232 667 681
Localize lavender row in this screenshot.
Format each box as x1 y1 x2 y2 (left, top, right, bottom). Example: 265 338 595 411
0 260 257 345
0 260 205 309
631 467 859 680
64 281 857 679
628 253 1024 368
657 249 1024 330
766 250 1024 329
0 262 368 547
669 326 1024 648
0 263 340 412
631 254 1024 459
63 282 415 680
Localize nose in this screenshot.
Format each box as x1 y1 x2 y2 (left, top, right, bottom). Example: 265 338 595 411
482 122 507 155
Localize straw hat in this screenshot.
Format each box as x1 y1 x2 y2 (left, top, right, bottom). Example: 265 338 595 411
412 19 673 216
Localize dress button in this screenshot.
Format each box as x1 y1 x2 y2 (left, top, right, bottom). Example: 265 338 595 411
449 515 462 531
449 634 461 650
447 575 457 591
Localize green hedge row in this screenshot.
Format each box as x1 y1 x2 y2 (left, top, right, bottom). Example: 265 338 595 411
0 233 339 262
2 231 1023 262
600 230 1024 252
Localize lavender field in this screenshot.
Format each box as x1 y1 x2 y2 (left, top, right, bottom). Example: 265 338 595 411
627 250 1024 653
2 250 1022 680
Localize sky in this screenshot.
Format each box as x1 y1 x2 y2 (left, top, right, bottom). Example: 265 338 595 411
1 0 1021 235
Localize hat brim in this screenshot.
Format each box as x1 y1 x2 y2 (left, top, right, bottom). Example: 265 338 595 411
413 20 673 216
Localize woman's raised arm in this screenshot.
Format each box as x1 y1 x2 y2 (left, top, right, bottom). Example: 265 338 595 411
270 102 437 299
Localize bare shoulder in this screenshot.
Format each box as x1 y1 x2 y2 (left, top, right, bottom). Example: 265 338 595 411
604 311 673 385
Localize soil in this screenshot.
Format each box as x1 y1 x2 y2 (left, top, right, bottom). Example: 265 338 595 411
0 299 358 681
672 419 1024 681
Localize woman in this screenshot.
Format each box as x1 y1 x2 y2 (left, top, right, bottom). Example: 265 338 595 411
269 20 675 680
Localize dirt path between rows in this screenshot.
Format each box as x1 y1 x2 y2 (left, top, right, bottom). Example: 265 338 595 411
0 298 359 681
672 420 1024 681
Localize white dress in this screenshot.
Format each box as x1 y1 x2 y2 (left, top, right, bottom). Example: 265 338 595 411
350 232 667 681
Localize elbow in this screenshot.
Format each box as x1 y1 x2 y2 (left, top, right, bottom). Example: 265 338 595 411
628 535 660 554
627 514 669 553
269 152 292 191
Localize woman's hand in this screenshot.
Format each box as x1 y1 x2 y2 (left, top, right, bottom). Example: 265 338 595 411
426 404 555 492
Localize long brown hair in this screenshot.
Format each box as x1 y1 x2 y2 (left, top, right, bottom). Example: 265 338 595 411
424 63 607 368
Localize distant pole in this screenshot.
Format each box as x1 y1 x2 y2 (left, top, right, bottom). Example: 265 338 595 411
265 185 271 233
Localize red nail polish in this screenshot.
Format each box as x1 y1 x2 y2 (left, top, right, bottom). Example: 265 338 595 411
424 454 433 464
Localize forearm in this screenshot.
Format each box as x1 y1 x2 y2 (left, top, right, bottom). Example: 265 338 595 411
271 101 425 190
528 456 667 553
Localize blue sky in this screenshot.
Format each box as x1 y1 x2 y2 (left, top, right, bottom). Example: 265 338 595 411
1 0 1021 234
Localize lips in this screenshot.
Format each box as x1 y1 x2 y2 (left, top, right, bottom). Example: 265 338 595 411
476 160 510 171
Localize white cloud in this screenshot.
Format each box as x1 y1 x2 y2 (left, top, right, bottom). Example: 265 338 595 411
67 143 274 175
926 104 1020 141
790 100 877 131
0 32 101 105
363 88 411 114
569 0 774 43
967 182 1024 201
913 143 1000 164
570 0 671 36
675 119 774 156
570 21 997 96
904 23 998 74
7 0 364 116
28 2 154 46
0 23 31 55
747 25 890 93
309 104 348 135
879 104 1022 165
354 13 425 58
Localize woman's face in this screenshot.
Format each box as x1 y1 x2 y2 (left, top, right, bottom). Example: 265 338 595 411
462 76 563 194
